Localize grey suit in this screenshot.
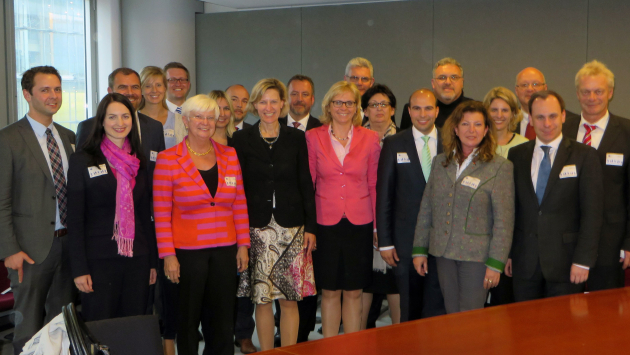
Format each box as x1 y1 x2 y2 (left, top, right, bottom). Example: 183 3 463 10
413 153 515 312
0 117 77 352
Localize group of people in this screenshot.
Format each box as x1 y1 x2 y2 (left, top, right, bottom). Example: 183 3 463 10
1 54 628 355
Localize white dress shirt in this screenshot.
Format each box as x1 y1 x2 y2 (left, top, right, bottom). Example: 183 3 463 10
26 115 69 231
165 99 181 114
287 113 310 132
530 133 588 270
235 121 245 131
576 111 609 149
519 112 530 137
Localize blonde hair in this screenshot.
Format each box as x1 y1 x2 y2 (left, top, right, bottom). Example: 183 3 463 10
181 94 220 119
483 87 523 132
246 78 289 118
433 57 463 78
442 101 497 166
320 81 363 127
138 66 168 110
208 90 236 138
345 57 374 78
575 60 615 88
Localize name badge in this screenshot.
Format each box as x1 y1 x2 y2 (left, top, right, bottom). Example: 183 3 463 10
150 150 158 162
606 153 623 166
71 144 76 152
164 129 175 138
88 164 107 178
225 176 236 187
461 176 481 189
560 165 578 178
397 152 411 164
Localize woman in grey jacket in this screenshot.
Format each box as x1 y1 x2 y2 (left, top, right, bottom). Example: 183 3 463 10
412 100 514 313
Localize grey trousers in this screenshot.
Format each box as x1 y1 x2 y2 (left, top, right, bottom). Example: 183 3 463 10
435 257 488 314
8 236 75 354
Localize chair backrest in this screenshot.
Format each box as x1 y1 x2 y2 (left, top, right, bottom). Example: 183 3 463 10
85 315 163 355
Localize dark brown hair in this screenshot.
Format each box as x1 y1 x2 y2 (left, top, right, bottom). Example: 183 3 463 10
528 90 565 115
21 66 62 94
442 100 497 166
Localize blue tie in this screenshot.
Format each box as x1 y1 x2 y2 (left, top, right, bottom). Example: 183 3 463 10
535 146 552 204
175 106 182 114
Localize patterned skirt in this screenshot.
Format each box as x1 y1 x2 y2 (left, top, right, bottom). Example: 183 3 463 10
237 215 316 304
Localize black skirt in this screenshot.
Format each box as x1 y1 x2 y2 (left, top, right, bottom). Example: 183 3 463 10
313 218 373 290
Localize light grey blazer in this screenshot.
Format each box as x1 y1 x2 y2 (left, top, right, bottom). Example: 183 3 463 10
412 153 515 272
0 117 76 263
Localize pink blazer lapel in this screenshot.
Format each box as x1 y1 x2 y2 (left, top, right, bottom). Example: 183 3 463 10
317 125 343 169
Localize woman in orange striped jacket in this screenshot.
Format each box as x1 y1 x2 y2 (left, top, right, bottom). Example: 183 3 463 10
153 94 250 355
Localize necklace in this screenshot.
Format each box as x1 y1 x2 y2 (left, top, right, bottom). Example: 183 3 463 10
331 129 349 141
186 139 213 156
259 124 280 149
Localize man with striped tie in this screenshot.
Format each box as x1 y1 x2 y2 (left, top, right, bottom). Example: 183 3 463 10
164 62 191 115
375 89 445 322
0 66 77 353
508 90 603 302
562 60 630 291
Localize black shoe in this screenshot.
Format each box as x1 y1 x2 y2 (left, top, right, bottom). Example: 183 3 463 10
317 326 322 335
274 330 281 347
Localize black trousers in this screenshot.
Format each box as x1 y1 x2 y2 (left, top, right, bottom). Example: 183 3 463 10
81 255 150 322
395 255 445 322
158 258 179 339
513 262 584 302
274 295 319 342
486 273 514 306
176 246 237 355
234 296 255 340
587 263 625 291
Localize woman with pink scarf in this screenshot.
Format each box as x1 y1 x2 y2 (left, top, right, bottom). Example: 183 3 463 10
67 93 157 321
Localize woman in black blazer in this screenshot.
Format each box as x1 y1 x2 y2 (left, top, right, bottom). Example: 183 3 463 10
232 78 316 351
67 93 157 322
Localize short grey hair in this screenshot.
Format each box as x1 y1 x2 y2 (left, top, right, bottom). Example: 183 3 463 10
433 57 463 78
345 57 374 78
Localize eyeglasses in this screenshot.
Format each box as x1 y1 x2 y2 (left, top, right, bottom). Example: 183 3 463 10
367 102 391 109
331 100 356 108
347 76 372 84
167 78 189 84
434 75 462 82
187 114 217 122
516 82 545 89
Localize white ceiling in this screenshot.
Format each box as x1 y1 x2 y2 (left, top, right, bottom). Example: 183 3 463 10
202 0 403 10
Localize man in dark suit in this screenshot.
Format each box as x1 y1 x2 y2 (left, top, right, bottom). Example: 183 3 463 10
507 90 603 301
514 67 580 139
376 89 445 321
76 68 165 181
227 84 253 130
562 60 630 290
400 58 472 130
0 66 77 353
279 75 322 132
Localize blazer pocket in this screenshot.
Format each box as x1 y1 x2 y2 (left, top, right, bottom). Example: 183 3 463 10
11 212 33 218
562 232 578 244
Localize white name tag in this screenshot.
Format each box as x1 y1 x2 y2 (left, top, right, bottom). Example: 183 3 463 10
560 165 578 178
461 176 481 189
606 153 623 166
164 129 175 138
150 150 158 162
397 152 411 164
71 144 76 152
88 164 107 178
225 176 236 187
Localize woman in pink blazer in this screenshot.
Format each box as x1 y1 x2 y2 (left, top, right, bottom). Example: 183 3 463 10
305 81 381 337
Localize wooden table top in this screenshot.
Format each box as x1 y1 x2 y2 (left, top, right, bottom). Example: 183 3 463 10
264 288 630 354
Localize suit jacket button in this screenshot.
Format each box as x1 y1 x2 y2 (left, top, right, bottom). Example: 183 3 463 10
52 195 56 199
210 202 215 206
449 193 453 197
538 211 542 216
446 221 450 225
51 221 55 225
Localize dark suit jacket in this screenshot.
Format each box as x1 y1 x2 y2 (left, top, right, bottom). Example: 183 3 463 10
239 122 253 130
562 114 630 265
279 115 322 131
76 112 165 183
508 137 603 282
232 121 316 234
376 128 443 259
0 117 76 263
67 150 157 278
400 94 473 130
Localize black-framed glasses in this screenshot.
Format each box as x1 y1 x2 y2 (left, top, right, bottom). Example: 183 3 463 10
434 75 462 82
331 100 356 108
367 102 391 109
516 82 545 89
167 78 189 84
347 75 372 83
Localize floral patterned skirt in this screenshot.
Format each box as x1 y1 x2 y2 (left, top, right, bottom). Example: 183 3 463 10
237 215 316 304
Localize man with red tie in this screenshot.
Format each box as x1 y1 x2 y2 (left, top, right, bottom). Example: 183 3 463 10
226 84 252 131
279 75 322 132
562 60 630 291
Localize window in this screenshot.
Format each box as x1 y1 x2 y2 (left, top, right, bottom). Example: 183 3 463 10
14 0 89 132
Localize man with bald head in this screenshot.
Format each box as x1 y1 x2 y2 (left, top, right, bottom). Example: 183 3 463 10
226 84 252 130
376 89 445 321
515 67 579 139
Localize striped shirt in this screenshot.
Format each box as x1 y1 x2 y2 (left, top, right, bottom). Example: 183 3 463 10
153 138 250 258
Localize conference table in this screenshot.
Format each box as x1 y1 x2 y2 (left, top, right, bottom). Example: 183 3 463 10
262 288 630 354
